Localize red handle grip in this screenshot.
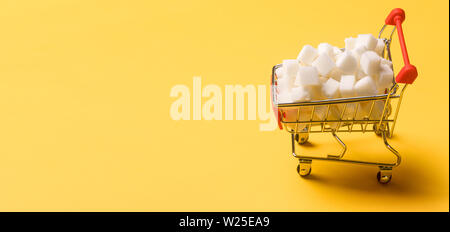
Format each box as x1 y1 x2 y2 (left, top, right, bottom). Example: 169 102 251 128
385 8 418 84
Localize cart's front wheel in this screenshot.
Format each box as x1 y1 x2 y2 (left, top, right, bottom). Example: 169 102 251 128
297 160 312 177
295 133 309 145
377 171 392 184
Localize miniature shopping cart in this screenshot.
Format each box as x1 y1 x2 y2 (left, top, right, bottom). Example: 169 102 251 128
271 8 418 184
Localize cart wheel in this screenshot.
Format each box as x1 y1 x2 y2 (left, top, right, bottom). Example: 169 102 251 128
377 171 392 184
297 163 312 177
295 133 309 145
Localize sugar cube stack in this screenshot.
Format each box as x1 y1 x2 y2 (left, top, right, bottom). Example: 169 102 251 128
357 34 378 50
277 33 395 123
339 75 358 118
318 43 334 58
351 45 367 60
333 47 343 58
336 51 358 75
282 59 300 80
291 86 311 102
322 78 340 99
295 66 320 86
360 51 381 76
312 53 335 76
355 76 378 96
345 37 357 50
378 64 394 92
339 75 356 98
375 39 385 56
297 45 318 65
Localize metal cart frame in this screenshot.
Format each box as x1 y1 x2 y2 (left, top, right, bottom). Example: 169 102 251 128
271 8 418 183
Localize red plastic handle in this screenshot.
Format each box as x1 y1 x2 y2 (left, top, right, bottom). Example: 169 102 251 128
385 8 418 84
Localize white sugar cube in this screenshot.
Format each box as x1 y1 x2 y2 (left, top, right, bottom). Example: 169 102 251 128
380 58 393 69
275 66 284 79
322 78 340 99
291 86 311 102
328 68 343 81
351 44 367 60
277 90 292 103
342 103 359 119
339 75 366 119
305 86 327 120
277 75 293 92
282 59 299 79
326 105 343 129
357 34 377 50
333 47 343 58
318 43 334 58
336 51 358 75
355 76 378 96
356 68 366 80
340 75 356 97
297 45 318 65
360 51 381 76
374 39 385 56
345 37 357 50
313 106 328 121
339 75 358 116
319 76 329 84
312 53 335 76
295 66 320 86
305 85 325 100
357 101 387 120
378 64 394 92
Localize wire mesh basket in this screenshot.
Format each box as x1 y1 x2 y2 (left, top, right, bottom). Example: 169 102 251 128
271 8 418 183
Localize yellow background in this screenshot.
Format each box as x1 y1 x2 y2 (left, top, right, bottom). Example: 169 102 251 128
0 0 448 211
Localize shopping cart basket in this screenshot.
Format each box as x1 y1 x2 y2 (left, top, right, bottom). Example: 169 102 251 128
271 8 418 184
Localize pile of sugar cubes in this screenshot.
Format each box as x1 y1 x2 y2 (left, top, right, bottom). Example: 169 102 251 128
276 34 394 104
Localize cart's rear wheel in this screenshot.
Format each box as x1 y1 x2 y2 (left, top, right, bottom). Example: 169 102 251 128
297 160 312 177
297 165 311 176
295 133 309 145
377 171 392 184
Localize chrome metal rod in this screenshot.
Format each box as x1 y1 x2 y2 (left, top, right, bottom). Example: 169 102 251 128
328 131 347 159
382 130 401 167
293 155 397 167
281 119 394 124
291 133 297 158
291 131 400 168
390 84 407 137
278 95 400 107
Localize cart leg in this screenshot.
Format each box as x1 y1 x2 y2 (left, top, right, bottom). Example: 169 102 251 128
376 130 401 184
382 130 401 167
327 131 347 159
297 159 312 177
386 123 392 138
